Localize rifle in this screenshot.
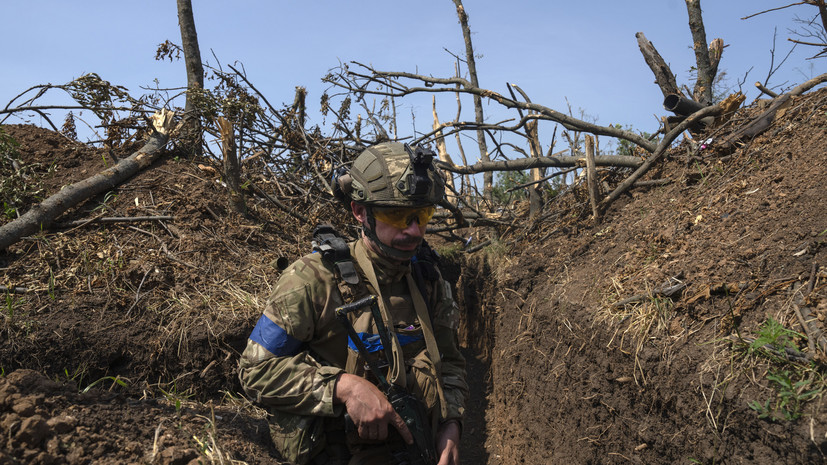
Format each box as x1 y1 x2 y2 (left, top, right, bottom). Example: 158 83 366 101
335 295 438 465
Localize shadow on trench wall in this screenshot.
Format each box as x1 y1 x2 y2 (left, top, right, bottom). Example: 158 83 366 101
445 253 498 464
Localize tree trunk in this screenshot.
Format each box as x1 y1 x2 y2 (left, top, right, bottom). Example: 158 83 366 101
526 120 543 218
217 117 247 216
685 0 714 105
0 110 174 252
453 0 492 207
177 0 204 155
584 135 600 222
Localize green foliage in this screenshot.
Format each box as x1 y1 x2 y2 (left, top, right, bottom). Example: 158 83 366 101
492 170 530 204
157 380 195 414
435 242 464 261
748 318 799 355
193 71 265 129
82 375 129 393
607 124 658 157
1 127 49 219
749 369 820 421
92 191 119 214
66 73 135 126
748 398 773 420
743 318 823 422
0 127 20 157
4 292 23 323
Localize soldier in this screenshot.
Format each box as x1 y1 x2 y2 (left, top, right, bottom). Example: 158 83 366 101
239 142 468 465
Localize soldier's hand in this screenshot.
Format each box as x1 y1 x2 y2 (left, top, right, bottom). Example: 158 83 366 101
334 373 413 444
436 420 461 465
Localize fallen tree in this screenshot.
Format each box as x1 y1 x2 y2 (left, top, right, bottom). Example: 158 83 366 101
0 110 174 252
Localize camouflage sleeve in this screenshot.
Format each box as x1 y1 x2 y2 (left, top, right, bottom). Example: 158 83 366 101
238 254 344 417
431 274 468 425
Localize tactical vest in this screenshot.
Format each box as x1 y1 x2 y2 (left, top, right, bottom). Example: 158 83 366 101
311 225 449 425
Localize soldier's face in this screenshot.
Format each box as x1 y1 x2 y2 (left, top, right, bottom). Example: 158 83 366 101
351 202 427 255
373 212 427 252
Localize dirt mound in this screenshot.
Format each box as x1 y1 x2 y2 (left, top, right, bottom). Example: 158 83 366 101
1 88 826 464
470 89 827 464
0 369 273 465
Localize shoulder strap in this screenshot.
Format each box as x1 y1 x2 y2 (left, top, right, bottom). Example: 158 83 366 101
311 224 360 285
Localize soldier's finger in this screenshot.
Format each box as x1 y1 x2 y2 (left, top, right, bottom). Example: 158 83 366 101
390 411 413 444
377 421 389 440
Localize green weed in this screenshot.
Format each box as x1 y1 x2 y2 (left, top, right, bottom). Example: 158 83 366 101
157 380 195 413
747 399 773 420
48 268 56 301
2 202 16 220
93 191 118 213
694 160 707 186
749 369 820 421
4 293 27 332
743 318 823 422
82 375 129 393
435 242 464 260
748 318 799 355
5 293 19 320
62 364 89 388
0 127 20 157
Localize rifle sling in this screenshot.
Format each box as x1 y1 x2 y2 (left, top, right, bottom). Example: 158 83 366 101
352 243 448 419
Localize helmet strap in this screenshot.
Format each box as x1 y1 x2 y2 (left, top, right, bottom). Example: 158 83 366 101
362 206 417 261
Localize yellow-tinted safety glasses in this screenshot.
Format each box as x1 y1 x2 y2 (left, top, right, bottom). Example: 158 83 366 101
372 206 436 229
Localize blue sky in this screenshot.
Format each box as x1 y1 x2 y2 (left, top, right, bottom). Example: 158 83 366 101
2 1 822 157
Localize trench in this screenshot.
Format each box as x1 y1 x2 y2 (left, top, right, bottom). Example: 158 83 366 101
441 252 498 464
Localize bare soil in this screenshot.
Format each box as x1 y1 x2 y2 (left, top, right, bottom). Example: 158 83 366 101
2 88 827 465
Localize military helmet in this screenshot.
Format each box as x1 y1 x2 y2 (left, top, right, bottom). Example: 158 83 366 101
336 142 445 207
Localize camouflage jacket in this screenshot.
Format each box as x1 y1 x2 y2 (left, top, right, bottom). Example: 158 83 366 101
238 238 467 427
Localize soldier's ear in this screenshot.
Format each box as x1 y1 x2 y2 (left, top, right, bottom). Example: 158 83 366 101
351 202 367 224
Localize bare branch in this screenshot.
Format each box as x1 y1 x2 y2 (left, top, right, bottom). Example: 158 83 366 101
435 153 642 175
330 62 659 153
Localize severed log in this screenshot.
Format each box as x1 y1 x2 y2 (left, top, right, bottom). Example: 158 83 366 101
636 32 679 98
435 153 642 175
0 110 174 252
754 82 778 98
719 72 827 150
